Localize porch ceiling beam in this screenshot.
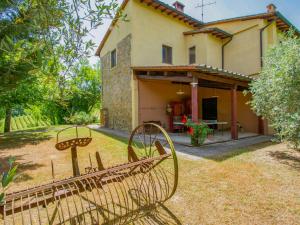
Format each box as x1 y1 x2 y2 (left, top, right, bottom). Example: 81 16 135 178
192 72 249 88
137 75 192 83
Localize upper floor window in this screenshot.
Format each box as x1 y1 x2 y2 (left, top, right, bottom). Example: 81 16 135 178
111 49 117 68
189 46 196 64
162 45 172 64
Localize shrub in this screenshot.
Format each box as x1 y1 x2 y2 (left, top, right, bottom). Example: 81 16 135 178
250 30 300 148
66 112 98 125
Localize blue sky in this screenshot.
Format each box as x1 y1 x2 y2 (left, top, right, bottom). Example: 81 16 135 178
89 0 300 64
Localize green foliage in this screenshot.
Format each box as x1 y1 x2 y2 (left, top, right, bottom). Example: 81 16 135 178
249 30 300 148
0 157 18 204
184 119 212 146
66 111 98 125
0 0 119 130
0 115 50 133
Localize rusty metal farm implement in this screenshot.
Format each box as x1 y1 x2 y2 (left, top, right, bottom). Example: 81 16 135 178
0 124 178 225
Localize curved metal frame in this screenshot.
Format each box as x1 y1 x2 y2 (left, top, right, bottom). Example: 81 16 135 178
128 123 178 201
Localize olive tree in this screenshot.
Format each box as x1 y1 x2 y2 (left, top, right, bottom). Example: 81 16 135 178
250 31 300 148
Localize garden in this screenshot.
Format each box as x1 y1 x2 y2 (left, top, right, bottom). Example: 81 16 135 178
0 126 299 224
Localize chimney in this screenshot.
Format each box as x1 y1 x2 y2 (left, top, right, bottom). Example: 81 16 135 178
267 4 277 13
173 1 185 13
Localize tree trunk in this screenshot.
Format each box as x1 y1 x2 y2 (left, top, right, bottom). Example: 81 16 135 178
4 107 12 133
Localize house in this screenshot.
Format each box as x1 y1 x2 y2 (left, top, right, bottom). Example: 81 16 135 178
96 0 299 140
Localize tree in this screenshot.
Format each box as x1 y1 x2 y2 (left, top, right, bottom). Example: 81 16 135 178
0 0 123 132
249 31 300 148
40 60 101 124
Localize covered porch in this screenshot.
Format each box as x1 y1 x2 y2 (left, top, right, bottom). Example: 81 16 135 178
133 65 264 142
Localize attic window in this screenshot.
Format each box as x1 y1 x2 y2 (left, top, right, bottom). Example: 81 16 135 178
111 49 117 68
162 45 173 64
189 46 196 64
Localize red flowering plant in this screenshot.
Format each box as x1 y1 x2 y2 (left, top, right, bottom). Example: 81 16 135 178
182 117 213 146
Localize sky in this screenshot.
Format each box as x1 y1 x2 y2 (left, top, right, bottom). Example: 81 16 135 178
89 0 300 64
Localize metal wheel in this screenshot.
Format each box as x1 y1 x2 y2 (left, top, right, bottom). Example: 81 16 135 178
128 123 178 202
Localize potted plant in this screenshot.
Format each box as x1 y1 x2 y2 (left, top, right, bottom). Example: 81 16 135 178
182 116 212 146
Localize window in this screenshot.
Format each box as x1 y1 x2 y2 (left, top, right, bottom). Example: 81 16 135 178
111 49 116 68
162 45 172 64
189 46 196 64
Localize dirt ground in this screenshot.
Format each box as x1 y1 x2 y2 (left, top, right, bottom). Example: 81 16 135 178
0 126 299 225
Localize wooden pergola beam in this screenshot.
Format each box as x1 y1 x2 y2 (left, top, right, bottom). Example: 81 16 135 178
192 72 249 88
137 75 192 83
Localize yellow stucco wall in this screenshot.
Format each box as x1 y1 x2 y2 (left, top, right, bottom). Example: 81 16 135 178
99 1 132 58
206 19 263 75
130 0 193 66
184 34 223 67
184 34 207 65
206 35 223 68
206 19 283 76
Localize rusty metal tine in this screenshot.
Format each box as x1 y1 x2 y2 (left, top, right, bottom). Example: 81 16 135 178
53 186 65 224
59 184 73 223
34 192 42 225
145 166 156 206
99 177 112 223
49 201 61 225
110 170 127 225
153 165 168 202
84 178 100 222
137 164 153 204
139 164 152 205
96 151 105 170
158 165 171 201
126 169 145 221
72 181 88 225
88 178 107 221
51 160 55 180
27 191 34 225
88 153 93 168
125 167 145 222
20 195 25 225
41 189 51 223
106 170 125 225
146 164 162 202
112 169 133 224
65 182 82 225
134 164 152 207
100 171 117 223
147 171 157 206
154 166 167 202
93 174 111 223
148 164 164 202
77 178 94 223
11 196 15 225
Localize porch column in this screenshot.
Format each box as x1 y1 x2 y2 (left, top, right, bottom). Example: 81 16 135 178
191 75 198 122
258 116 265 135
231 84 238 140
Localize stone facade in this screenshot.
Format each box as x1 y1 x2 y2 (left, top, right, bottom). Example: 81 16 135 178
101 34 132 131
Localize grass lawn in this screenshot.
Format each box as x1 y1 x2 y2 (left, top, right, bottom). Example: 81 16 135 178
0 126 299 224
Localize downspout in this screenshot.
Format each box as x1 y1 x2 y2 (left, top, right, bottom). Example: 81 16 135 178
222 36 233 69
258 20 274 135
260 20 274 67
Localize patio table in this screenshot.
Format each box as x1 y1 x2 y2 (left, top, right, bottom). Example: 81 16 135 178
203 121 228 135
173 121 228 135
